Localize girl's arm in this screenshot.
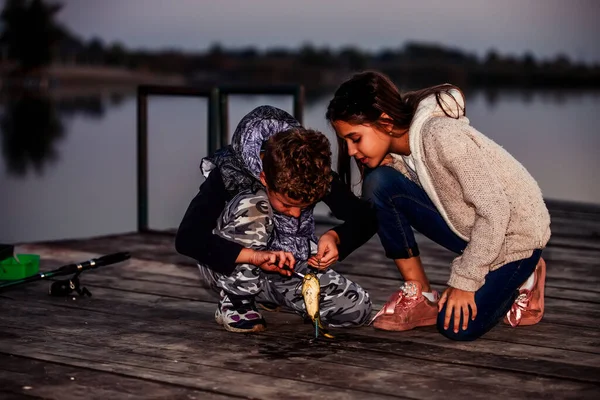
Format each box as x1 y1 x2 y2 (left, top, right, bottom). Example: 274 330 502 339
321 172 379 260
175 169 245 276
429 127 511 292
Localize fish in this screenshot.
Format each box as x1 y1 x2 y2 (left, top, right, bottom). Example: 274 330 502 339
301 272 334 339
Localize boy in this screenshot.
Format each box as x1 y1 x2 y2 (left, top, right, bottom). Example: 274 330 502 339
176 106 377 333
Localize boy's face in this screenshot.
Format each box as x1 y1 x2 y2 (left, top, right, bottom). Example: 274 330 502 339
259 172 312 218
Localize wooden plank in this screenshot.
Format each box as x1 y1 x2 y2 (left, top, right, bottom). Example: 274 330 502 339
0 354 229 400
20 226 600 287
16 246 600 306
3 195 598 399
2 309 599 399
3 284 600 375
0 344 405 400
0 392 40 400
5 257 599 333
5 249 600 343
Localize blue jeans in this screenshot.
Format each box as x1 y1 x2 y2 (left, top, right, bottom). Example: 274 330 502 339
362 166 542 341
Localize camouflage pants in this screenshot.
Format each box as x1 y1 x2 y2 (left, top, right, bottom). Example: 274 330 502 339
198 190 372 327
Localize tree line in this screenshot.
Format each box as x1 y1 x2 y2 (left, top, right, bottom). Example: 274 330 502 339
1 0 599 92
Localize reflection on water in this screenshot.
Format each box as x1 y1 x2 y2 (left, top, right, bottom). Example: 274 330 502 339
57 95 107 119
0 87 598 243
0 90 114 177
0 90 65 176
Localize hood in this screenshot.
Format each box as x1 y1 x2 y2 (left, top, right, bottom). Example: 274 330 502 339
230 105 302 179
408 88 466 147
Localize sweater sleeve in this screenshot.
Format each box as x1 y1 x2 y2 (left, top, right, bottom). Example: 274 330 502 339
430 129 511 292
323 172 378 260
175 169 244 276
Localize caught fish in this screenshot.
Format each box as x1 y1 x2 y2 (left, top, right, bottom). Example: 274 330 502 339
301 272 334 339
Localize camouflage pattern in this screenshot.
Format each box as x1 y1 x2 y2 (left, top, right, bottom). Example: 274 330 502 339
200 105 317 262
214 194 274 249
198 190 372 327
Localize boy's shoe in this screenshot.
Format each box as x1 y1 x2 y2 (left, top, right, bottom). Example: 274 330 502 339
215 291 266 333
371 281 439 331
504 257 546 327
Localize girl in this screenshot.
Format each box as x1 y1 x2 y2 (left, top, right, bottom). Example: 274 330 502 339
326 71 551 341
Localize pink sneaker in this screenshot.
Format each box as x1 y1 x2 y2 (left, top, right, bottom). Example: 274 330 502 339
371 281 439 331
504 257 546 327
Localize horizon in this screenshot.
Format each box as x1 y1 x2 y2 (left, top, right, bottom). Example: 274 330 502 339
44 0 600 64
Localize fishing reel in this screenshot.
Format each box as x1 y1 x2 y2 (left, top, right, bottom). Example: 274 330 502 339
0 252 130 295
49 272 92 297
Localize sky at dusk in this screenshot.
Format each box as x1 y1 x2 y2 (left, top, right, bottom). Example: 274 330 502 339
24 0 600 63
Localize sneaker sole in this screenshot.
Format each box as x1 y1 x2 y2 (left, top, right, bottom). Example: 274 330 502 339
503 257 546 327
215 313 266 333
517 257 546 326
373 316 437 332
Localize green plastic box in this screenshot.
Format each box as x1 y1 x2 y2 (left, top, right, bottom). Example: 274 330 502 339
0 254 40 280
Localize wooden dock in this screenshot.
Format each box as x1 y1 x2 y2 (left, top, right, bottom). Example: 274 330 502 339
1 200 599 399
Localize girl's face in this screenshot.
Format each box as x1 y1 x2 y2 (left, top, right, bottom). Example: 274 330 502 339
333 120 393 169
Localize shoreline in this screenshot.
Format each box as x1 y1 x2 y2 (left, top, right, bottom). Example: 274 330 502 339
0 64 186 89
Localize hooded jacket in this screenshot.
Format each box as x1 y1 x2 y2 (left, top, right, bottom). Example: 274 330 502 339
201 106 316 261
176 106 378 275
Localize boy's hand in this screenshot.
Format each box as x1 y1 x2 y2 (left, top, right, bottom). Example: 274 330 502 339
308 230 339 270
438 287 477 333
250 250 296 276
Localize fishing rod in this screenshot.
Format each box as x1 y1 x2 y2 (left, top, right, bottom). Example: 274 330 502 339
0 252 131 297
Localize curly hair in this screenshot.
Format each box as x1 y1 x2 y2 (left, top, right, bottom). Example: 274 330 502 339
262 128 332 204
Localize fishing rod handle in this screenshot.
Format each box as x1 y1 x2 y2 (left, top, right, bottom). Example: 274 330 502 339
56 252 131 274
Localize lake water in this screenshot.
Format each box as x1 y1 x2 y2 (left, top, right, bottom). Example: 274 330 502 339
1 88 599 243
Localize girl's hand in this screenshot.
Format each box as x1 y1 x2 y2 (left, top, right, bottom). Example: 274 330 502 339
438 287 477 333
250 250 296 276
380 154 394 166
308 231 340 270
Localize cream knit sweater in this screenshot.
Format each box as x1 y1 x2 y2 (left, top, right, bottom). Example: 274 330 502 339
390 91 551 292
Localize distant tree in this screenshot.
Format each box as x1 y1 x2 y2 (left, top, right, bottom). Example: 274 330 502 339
0 0 66 71
1 91 65 175
521 52 537 74
105 42 127 66
552 53 571 69
522 52 536 66
56 31 84 64
339 47 368 70
208 43 224 57
299 43 336 68
377 48 398 63
485 49 500 65
265 48 291 58
237 47 258 60
85 37 105 64
206 42 225 68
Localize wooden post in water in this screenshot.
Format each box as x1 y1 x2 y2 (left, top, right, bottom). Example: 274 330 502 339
219 93 229 148
135 84 304 233
293 85 305 124
208 88 221 155
137 86 149 233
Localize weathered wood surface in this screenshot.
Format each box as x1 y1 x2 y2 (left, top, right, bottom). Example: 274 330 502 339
1 201 599 399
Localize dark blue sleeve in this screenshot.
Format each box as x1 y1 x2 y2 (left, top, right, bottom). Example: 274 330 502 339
175 169 243 275
322 172 378 260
